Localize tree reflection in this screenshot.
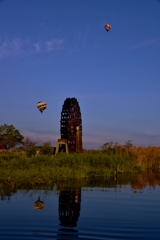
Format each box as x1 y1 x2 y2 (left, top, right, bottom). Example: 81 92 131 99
130 170 160 191
1 171 160 200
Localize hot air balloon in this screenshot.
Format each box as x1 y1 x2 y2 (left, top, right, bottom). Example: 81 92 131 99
36 101 47 114
104 24 111 32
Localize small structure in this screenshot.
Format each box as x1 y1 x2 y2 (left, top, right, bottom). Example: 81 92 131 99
76 125 82 153
55 139 69 155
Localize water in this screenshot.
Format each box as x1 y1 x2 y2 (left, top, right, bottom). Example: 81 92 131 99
0 176 160 239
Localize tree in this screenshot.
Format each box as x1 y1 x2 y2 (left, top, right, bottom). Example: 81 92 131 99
0 124 24 150
23 137 36 148
124 140 133 150
26 147 36 157
101 141 114 150
40 141 53 155
101 141 123 155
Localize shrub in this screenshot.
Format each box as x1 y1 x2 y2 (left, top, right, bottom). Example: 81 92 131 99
26 148 36 157
40 141 53 156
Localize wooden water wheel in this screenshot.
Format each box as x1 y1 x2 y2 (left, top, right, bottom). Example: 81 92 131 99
60 97 82 152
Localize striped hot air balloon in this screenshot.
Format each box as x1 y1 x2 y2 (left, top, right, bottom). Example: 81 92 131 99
36 101 47 114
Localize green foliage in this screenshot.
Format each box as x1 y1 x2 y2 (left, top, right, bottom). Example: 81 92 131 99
30 155 53 166
101 140 134 156
40 141 53 155
25 148 36 157
1 145 160 188
133 166 145 173
0 124 24 150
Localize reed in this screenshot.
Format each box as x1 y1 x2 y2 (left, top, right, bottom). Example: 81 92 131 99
0 147 160 188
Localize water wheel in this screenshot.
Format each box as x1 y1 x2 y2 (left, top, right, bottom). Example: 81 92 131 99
60 97 82 152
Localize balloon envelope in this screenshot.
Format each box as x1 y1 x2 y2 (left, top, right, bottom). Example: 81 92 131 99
105 24 111 32
37 101 47 113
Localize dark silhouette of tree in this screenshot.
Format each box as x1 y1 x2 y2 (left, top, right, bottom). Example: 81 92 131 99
124 140 133 150
23 137 36 147
0 124 24 150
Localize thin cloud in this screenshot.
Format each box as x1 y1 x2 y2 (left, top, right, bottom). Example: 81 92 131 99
46 39 63 52
71 26 90 53
0 37 64 58
130 37 160 49
33 42 41 52
22 130 59 146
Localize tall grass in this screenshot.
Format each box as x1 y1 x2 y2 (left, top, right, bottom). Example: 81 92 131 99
0 145 160 188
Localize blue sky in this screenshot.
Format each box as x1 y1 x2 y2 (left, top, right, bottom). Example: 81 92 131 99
0 0 160 149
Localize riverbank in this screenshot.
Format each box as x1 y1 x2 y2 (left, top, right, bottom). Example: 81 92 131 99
0 149 160 188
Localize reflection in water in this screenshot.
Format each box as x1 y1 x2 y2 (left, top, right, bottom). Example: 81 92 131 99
0 177 160 239
34 196 44 210
57 188 81 238
131 170 160 191
1 171 160 200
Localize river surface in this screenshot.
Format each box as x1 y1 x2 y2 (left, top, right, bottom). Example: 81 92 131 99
0 175 160 240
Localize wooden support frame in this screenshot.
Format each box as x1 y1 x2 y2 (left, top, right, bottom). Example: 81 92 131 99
55 139 69 155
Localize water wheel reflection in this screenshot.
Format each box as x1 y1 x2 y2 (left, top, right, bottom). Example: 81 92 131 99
57 188 81 237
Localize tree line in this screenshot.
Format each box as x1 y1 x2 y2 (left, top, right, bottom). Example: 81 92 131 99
0 124 36 150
